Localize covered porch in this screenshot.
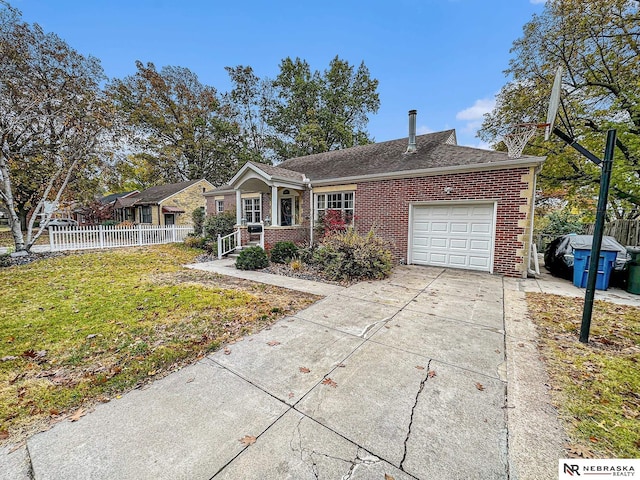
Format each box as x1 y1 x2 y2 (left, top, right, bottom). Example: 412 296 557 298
219 162 315 252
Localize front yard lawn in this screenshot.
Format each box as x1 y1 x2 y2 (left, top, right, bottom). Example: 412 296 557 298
0 244 319 444
0 228 49 248
526 293 640 458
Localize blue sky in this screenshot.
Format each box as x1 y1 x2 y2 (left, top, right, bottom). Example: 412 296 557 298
14 0 546 149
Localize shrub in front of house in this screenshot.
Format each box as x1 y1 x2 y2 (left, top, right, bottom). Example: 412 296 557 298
270 241 299 264
192 207 205 235
235 246 269 270
314 227 392 281
203 211 235 240
184 234 206 250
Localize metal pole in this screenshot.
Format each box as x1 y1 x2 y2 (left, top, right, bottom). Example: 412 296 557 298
579 129 616 344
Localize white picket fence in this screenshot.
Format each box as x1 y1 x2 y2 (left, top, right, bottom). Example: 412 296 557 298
48 224 194 252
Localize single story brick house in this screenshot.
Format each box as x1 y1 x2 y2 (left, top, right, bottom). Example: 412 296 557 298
204 111 545 278
114 179 214 226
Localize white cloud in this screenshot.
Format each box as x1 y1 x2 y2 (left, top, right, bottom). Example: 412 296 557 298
455 97 496 136
530 0 546 4
455 98 496 121
416 125 433 135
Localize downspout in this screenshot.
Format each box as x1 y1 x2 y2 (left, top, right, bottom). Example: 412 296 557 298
527 164 542 278
304 177 313 245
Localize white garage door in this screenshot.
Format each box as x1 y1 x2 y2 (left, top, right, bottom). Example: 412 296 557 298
410 203 495 272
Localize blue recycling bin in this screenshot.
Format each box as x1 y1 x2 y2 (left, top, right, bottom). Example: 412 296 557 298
572 249 617 290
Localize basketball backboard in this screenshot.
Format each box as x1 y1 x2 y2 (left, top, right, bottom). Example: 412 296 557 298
545 66 563 140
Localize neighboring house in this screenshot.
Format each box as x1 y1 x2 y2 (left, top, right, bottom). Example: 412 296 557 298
114 179 214 226
75 191 140 225
204 111 545 278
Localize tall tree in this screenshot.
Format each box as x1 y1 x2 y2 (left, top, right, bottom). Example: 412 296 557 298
224 65 274 164
0 1 113 251
109 62 245 186
479 0 640 218
265 56 380 160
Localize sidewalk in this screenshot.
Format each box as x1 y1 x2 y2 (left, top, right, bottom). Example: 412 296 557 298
2 263 570 480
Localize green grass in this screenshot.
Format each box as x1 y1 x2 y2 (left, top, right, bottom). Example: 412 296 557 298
526 293 640 458
0 228 48 248
0 244 318 443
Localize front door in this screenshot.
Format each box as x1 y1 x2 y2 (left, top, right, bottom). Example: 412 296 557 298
164 213 175 225
280 198 293 226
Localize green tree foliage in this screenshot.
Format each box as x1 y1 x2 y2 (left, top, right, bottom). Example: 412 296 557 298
0 2 113 251
109 62 246 186
264 56 380 160
224 65 274 164
479 0 640 218
203 211 236 240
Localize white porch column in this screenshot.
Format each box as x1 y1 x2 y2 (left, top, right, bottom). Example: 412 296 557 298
235 190 242 224
271 185 279 226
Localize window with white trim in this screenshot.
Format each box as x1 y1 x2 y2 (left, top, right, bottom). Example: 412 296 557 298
243 197 261 223
216 200 224 213
315 192 354 221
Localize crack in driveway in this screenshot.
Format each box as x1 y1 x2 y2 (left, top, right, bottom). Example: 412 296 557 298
400 358 433 470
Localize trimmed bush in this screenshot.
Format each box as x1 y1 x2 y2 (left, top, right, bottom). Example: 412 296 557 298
235 246 269 270
184 234 206 250
192 207 205 235
203 211 236 240
314 227 392 281
270 241 299 264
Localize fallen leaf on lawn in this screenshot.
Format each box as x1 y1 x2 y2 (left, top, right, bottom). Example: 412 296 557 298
385 474 395 480
239 435 257 446
68 408 87 422
1 356 17 362
567 443 594 458
322 378 338 388
86 334 97 339
49 408 60 416
475 382 485 391
223 347 231 355
589 436 599 443
428 370 437 378
0 430 9 440
299 367 310 373
415 365 425 370
266 341 281 347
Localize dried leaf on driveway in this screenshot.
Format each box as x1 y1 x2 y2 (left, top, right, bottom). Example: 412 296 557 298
322 378 337 388
68 408 87 422
475 382 485 391
415 365 425 370
266 341 281 347
239 435 257 446
428 370 437 378
385 474 395 480
299 367 310 373
223 347 231 355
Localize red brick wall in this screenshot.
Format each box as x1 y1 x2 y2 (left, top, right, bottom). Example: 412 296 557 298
353 168 530 277
264 226 308 250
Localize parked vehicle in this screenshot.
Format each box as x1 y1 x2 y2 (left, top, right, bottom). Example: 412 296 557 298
46 218 78 228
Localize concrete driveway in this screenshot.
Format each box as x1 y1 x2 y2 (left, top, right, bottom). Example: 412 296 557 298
3 263 566 480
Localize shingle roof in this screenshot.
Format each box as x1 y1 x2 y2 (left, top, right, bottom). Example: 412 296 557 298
134 180 202 204
277 130 543 181
99 191 138 205
247 162 307 182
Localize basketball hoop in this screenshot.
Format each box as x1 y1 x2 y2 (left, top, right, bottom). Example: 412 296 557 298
503 123 548 158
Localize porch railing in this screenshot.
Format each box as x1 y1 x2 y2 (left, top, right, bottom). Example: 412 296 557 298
217 230 241 259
